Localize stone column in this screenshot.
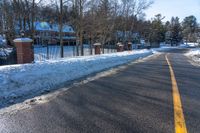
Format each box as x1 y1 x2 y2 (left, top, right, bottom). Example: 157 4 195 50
94 43 101 55
13 38 34 64
117 42 124 52
127 42 132 51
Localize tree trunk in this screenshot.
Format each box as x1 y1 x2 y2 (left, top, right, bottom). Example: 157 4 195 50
76 32 79 56
79 0 84 56
31 0 35 41
59 0 64 58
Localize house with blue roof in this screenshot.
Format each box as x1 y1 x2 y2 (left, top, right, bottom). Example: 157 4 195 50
33 22 76 45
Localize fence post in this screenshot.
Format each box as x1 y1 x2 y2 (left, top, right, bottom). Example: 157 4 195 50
13 38 34 64
117 42 124 52
93 43 101 55
127 42 132 51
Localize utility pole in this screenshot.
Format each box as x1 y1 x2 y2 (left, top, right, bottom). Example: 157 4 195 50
60 0 64 58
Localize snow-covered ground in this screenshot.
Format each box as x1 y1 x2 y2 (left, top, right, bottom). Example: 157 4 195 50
185 48 200 64
34 45 117 61
185 42 200 47
0 48 13 57
183 42 200 64
0 49 152 107
151 43 189 53
0 43 194 108
159 42 200 49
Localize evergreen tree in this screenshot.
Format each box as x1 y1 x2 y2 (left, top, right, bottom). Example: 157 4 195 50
170 17 182 46
182 15 197 43
149 14 166 47
164 21 171 44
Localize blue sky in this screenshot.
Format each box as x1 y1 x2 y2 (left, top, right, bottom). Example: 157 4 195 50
145 0 200 22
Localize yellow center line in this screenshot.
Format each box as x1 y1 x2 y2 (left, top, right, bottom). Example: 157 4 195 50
165 55 188 133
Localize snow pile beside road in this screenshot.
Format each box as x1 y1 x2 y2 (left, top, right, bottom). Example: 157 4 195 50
0 49 152 106
151 46 180 53
185 48 200 63
186 42 199 47
151 43 192 54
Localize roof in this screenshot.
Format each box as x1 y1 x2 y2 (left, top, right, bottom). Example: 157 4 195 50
51 24 75 33
35 22 51 31
116 31 139 38
117 42 123 46
54 36 76 40
93 43 101 46
15 21 75 33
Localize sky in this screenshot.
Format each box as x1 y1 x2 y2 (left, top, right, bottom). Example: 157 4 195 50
145 0 200 22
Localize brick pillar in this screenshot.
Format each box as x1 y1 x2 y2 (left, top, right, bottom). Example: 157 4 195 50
117 42 124 52
127 42 132 51
13 38 34 64
94 43 101 55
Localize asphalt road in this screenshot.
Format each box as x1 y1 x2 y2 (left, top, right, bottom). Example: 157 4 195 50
0 48 200 133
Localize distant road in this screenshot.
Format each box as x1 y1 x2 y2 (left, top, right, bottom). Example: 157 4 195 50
0 48 200 133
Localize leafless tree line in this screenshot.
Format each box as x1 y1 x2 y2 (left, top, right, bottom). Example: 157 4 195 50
0 0 153 56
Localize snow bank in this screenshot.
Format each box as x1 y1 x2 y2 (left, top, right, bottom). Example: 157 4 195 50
185 48 200 63
186 42 199 47
0 49 152 107
151 43 193 53
34 45 117 61
151 45 181 53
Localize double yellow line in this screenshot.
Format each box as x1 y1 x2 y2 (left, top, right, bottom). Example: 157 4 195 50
165 55 188 133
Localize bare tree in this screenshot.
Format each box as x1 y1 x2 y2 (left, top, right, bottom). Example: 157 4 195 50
59 0 64 57
120 0 153 43
1 0 154 51
70 0 88 56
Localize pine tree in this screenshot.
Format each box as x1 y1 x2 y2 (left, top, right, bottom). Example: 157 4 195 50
170 17 182 46
182 15 198 43
149 14 166 47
